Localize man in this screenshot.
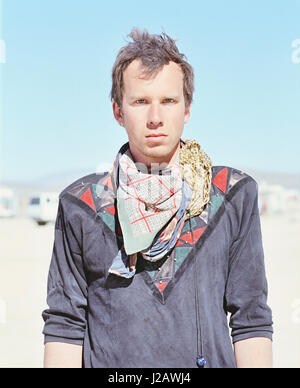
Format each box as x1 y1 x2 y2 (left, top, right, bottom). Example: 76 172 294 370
42 28 273 368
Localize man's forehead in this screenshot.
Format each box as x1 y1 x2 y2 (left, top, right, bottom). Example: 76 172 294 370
125 59 183 78
123 59 184 94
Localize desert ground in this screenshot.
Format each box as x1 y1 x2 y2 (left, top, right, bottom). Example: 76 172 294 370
0 214 299 368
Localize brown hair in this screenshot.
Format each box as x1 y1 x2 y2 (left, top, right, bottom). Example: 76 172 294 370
110 28 194 108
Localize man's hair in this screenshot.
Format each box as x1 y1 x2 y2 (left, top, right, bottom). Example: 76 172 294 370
110 28 194 108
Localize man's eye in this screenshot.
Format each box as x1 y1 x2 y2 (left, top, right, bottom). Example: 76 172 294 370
135 99 146 104
163 98 175 103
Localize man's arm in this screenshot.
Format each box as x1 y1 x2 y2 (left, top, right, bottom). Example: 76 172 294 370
42 198 88 366
225 180 273 357
234 337 272 368
44 342 83 368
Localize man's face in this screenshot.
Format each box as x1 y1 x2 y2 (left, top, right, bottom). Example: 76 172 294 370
113 59 191 167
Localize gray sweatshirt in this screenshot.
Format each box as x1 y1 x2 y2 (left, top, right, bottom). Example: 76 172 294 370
42 166 273 368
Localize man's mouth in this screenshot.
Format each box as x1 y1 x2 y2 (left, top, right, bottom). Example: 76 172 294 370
146 133 167 138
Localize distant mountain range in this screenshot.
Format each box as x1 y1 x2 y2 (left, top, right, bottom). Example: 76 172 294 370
243 168 300 191
2 166 300 197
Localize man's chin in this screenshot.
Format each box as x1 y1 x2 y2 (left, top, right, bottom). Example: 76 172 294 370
142 144 180 165
129 139 180 166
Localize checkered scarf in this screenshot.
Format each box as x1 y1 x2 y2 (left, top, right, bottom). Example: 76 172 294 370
108 140 212 278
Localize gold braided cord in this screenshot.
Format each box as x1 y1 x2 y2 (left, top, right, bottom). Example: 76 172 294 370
179 139 212 218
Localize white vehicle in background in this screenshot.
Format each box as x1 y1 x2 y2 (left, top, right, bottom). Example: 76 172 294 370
0 186 18 217
27 192 59 225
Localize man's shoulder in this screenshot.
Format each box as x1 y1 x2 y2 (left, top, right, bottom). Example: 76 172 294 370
58 171 115 213
211 165 258 196
209 166 259 223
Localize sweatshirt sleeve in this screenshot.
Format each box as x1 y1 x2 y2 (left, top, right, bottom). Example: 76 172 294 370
42 196 88 345
225 179 273 343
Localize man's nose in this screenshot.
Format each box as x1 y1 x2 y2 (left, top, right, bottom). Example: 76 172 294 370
147 103 163 129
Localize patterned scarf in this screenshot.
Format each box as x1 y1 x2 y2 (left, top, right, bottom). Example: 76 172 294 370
108 139 212 278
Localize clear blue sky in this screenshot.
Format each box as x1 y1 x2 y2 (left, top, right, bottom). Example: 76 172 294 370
0 0 300 183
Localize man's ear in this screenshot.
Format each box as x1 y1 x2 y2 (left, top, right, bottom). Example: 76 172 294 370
184 103 191 124
112 101 124 126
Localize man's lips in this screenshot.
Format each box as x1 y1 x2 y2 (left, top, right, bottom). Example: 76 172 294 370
145 133 167 138
145 134 167 143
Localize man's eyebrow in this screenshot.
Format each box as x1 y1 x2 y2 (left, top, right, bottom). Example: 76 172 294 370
162 95 180 100
129 95 181 100
130 96 148 100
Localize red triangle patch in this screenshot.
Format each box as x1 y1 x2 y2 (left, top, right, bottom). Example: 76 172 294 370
106 205 116 215
80 187 96 211
156 282 168 293
213 168 228 193
102 176 113 190
179 227 206 245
